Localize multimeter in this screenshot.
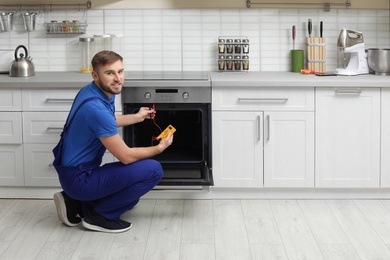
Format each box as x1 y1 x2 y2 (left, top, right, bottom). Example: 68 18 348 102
156 124 176 140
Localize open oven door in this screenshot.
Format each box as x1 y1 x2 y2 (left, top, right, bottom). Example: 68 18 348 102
157 163 213 186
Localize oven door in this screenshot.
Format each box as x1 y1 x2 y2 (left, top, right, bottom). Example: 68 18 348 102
123 103 213 186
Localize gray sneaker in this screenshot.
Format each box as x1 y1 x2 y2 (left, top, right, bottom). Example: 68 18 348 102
82 208 132 233
53 191 81 227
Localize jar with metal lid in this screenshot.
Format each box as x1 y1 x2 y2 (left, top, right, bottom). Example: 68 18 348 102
234 39 241 54
110 34 123 54
242 55 249 70
62 20 70 33
226 39 233 54
79 37 95 73
234 55 242 70
218 55 225 70
218 39 225 54
242 39 250 54
72 20 80 32
94 34 111 52
226 55 233 70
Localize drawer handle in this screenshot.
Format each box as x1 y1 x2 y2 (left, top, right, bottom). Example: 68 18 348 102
335 89 362 95
256 115 261 142
238 97 289 103
46 127 63 132
46 98 74 103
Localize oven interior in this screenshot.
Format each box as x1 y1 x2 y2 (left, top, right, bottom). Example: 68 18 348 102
123 103 212 184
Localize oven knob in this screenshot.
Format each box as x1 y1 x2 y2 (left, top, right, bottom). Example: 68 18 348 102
182 92 189 100
144 92 151 99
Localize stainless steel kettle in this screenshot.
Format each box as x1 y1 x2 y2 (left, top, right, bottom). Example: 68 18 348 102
9 45 35 77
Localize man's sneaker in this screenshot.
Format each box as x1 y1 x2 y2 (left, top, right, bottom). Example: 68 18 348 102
53 191 81 227
82 208 132 233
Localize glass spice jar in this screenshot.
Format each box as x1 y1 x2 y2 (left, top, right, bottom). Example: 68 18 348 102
62 20 70 33
234 39 241 54
242 39 250 54
242 55 249 70
226 55 233 70
226 39 233 54
218 39 225 54
218 55 225 70
234 55 242 70
72 20 80 33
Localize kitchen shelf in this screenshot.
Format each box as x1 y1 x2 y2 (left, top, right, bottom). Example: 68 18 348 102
45 22 87 34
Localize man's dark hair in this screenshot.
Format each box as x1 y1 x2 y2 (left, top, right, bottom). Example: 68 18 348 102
91 50 123 72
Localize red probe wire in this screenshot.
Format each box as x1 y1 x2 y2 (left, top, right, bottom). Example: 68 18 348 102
151 104 162 141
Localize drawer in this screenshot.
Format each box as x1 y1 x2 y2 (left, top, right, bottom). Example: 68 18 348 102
0 112 22 144
23 112 67 144
22 88 122 112
212 87 314 111
0 89 22 111
22 89 79 111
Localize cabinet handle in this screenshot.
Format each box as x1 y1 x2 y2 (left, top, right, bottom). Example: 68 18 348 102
335 89 362 95
238 97 288 103
256 115 261 142
46 98 74 103
266 115 270 141
46 127 63 132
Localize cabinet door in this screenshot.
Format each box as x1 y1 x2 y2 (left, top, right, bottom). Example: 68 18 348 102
316 88 380 188
381 89 390 187
212 111 263 188
0 112 22 144
264 112 314 187
0 145 24 186
0 88 22 111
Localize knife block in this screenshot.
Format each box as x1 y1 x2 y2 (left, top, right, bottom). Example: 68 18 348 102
306 37 326 73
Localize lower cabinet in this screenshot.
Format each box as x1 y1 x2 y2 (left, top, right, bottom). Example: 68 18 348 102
212 111 314 188
315 88 381 188
381 89 390 187
0 145 24 186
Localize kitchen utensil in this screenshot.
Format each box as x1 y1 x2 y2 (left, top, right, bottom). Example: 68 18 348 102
9 45 35 77
335 28 368 76
22 12 37 31
0 49 14 74
367 48 390 75
292 25 296 50
0 12 14 31
308 19 312 38
320 21 323 38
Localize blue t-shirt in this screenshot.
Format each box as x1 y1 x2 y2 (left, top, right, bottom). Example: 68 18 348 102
61 81 117 166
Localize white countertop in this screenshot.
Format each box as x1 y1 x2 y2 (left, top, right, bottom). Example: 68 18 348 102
0 71 389 88
210 72 390 88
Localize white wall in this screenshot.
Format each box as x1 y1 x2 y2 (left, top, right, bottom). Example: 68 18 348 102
0 8 388 72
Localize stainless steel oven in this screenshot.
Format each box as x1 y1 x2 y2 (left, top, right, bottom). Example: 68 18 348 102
122 71 213 186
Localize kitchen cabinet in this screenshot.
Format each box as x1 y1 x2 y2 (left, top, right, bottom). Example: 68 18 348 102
315 88 380 188
0 89 24 186
381 89 390 187
212 87 315 188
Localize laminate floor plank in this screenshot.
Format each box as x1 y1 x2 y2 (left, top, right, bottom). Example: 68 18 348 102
70 232 116 260
142 199 184 260
180 243 216 260
298 200 350 244
354 200 390 244
270 200 324 260
0 199 16 219
0 200 57 260
213 200 251 260
250 245 289 260
241 200 283 245
326 200 390 260
319 244 361 260
35 241 79 260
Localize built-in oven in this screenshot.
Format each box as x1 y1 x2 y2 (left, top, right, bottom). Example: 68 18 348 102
122 71 213 186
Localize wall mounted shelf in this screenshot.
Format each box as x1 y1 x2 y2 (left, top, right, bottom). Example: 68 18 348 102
246 0 351 11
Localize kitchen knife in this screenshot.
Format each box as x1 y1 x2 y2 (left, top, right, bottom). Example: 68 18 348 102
320 21 323 38
308 19 312 37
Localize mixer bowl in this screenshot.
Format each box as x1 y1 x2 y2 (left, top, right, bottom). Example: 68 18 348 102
367 48 390 75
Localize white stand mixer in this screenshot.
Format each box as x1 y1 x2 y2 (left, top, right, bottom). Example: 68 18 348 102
335 28 369 76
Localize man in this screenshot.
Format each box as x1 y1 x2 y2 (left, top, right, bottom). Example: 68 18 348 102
52 51 173 233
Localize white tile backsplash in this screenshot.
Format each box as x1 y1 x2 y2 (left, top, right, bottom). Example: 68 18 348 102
1 8 388 72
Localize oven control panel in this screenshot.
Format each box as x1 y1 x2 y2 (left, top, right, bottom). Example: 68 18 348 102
122 86 211 103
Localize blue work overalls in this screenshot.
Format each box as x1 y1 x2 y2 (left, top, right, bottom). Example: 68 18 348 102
53 96 163 220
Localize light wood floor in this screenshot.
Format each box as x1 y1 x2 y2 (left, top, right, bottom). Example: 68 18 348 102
1 199 390 260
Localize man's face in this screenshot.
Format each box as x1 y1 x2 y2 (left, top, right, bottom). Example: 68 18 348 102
92 60 124 97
